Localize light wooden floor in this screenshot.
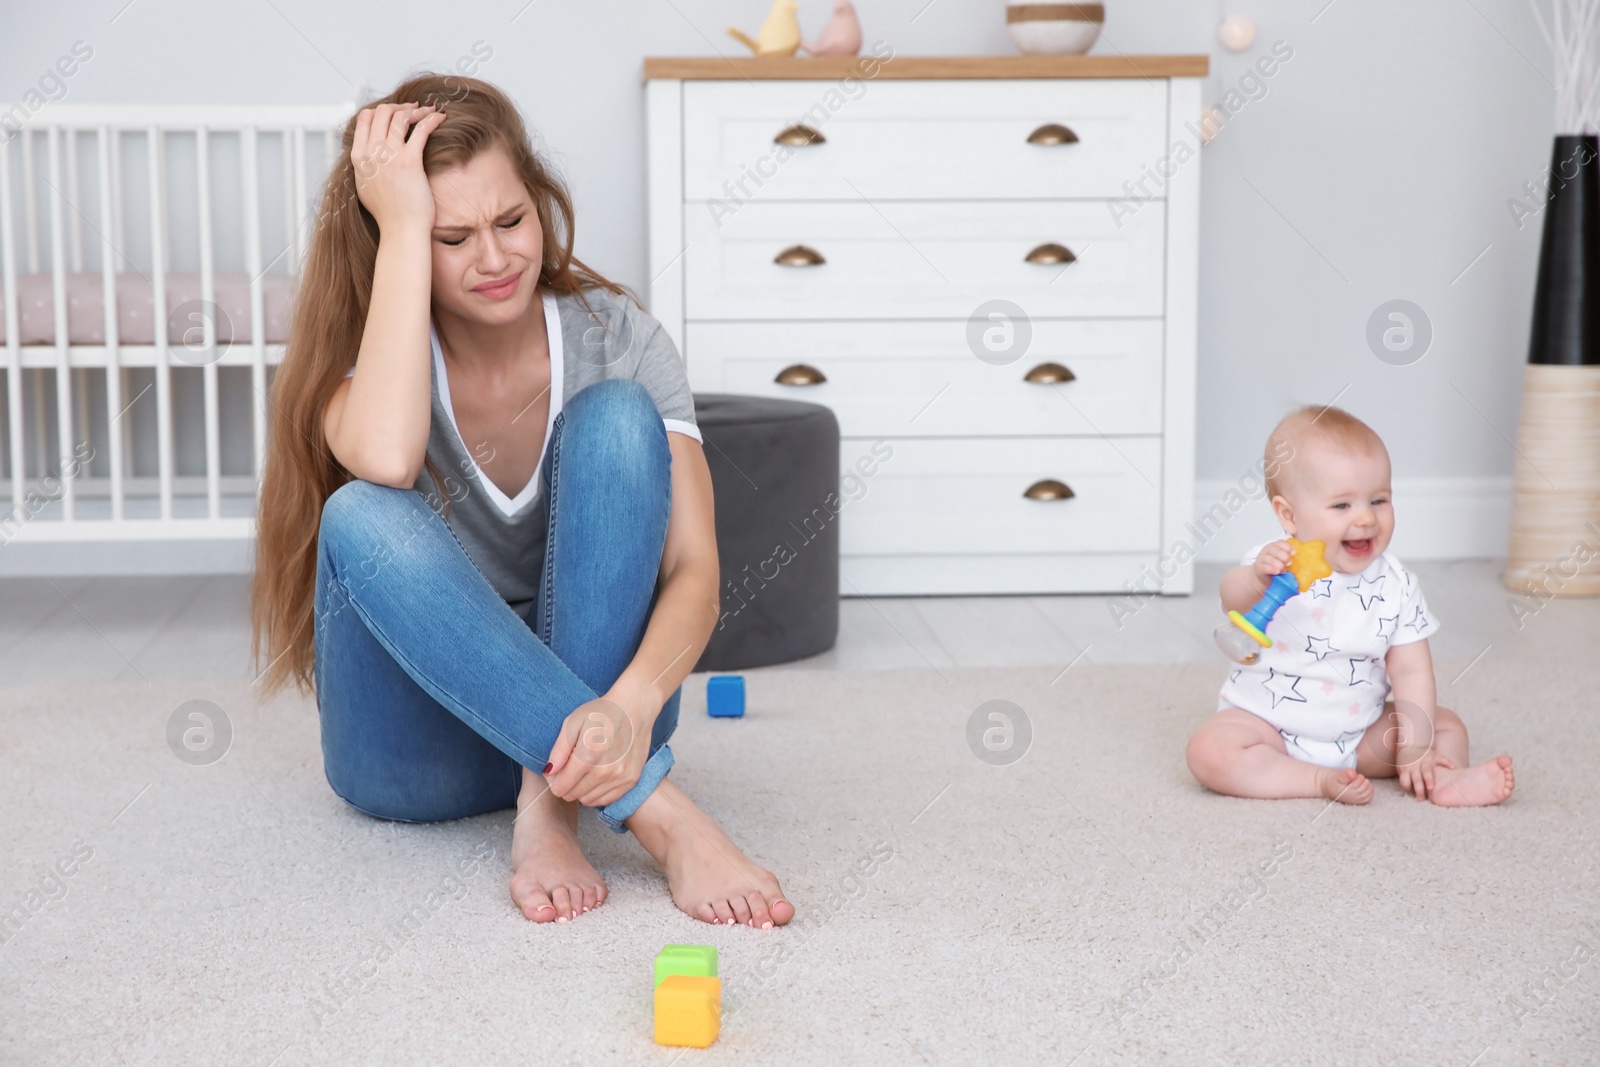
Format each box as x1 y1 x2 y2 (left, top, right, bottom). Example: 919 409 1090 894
2 560 1593 686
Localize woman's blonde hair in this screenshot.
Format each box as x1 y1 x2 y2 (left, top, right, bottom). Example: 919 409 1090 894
250 73 632 697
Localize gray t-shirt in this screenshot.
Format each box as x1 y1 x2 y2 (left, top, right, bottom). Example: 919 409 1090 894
350 287 700 619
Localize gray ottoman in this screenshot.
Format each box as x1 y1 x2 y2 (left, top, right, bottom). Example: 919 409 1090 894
691 393 840 671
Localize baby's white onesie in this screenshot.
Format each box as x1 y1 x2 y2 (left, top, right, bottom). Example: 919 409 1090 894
1216 543 1440 769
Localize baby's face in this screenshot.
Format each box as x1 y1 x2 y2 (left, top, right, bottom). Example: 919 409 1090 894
1274 441 1394 574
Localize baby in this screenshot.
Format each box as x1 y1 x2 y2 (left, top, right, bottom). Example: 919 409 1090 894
1185 405 1514 807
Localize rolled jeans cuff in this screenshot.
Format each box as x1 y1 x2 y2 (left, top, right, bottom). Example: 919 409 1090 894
596 743 674 833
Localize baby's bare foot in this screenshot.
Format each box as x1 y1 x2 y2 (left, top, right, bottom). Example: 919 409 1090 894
627 779 794 929
1430 755 1514 808
509 779 606 922
1318 767 1373 805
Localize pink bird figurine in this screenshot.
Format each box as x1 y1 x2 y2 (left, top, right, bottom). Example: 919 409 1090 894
804 0 863 56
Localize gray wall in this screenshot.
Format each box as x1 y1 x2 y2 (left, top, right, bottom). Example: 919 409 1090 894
0 0 1556 493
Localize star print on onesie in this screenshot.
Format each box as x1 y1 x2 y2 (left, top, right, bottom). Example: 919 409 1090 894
1346 656 1383 686
1305 636 1339 661
1218 543 1440 770
1262 668 1307 707
1349 573 1387 610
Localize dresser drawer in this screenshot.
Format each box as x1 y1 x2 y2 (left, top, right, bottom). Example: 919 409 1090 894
683 79 1168 202
687 320 1164 436
838 436 1161 556
683 200 1165 320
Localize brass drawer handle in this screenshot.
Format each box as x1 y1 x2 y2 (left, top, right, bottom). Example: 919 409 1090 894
774 124 826 146
775 363 827 385
1024 362 1076 384
775 245 826 267
1027 123 1080 146
1023 479 1075 501
1025 243 1076 266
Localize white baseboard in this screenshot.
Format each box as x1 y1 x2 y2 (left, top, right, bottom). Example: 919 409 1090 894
0 537 255 577
1190 476 1512 563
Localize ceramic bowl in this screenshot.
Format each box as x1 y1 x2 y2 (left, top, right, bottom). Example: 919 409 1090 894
1006 3 1104 55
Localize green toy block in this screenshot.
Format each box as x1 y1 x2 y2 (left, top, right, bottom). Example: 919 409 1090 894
654 944 718 989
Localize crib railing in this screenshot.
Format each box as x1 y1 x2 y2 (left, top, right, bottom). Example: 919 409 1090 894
0 103 348 545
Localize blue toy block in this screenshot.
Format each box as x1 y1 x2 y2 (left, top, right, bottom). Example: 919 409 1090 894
706 675 745 718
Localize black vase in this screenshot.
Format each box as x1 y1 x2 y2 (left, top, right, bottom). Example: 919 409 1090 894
1505 133 1600 595
1528 134 1600 366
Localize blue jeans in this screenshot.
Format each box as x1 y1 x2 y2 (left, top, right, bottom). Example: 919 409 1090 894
312 379 681 833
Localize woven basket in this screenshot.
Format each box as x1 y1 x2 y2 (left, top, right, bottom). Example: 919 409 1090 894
1504 363 1600 594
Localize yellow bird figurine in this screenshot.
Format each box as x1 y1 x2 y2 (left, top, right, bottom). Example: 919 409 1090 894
728 0 803 57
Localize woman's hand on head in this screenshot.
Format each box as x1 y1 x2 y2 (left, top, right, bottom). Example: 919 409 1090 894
351 102 447 235
543 697 654 808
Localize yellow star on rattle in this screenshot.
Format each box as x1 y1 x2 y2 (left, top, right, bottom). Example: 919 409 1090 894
1285 538 1333 592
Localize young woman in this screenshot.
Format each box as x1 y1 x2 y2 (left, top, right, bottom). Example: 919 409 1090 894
250 74 792 929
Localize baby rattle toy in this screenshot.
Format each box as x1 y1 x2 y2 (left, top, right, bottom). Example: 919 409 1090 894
1213 537 1333 664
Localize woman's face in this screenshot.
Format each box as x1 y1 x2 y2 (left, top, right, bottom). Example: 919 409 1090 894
427 144 544 326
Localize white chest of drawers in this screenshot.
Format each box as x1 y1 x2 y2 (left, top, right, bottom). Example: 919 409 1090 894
645 55 1208 596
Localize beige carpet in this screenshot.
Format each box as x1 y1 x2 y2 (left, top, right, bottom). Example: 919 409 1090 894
3 660 1597 1065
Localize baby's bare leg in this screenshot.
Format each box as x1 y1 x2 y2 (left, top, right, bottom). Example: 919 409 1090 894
1430 703 1469 767
1357 702 1514 806
1354 703 1404 780
1187 708 1373 804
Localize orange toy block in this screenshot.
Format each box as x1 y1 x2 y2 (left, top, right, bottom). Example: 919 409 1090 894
654 974 722 1048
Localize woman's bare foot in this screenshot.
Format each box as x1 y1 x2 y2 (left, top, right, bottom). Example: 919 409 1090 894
509 776 606 922
626 778 795 929
1317 767 1373 805
1430 755 1515 807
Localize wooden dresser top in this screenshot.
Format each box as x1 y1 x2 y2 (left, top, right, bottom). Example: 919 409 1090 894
643 55 1210 81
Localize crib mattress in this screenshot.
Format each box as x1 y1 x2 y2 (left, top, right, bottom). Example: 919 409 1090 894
2 272 294 347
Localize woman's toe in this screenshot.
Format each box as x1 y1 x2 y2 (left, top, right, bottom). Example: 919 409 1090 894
551 885 573 921
745 892 773 930
729 895 753 927
511 880 558 923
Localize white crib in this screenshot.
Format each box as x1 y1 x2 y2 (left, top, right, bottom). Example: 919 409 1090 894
0 103 348 550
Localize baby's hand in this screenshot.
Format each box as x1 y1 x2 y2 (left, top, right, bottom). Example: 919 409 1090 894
1397 747 1455 801
1253 540 1295 584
